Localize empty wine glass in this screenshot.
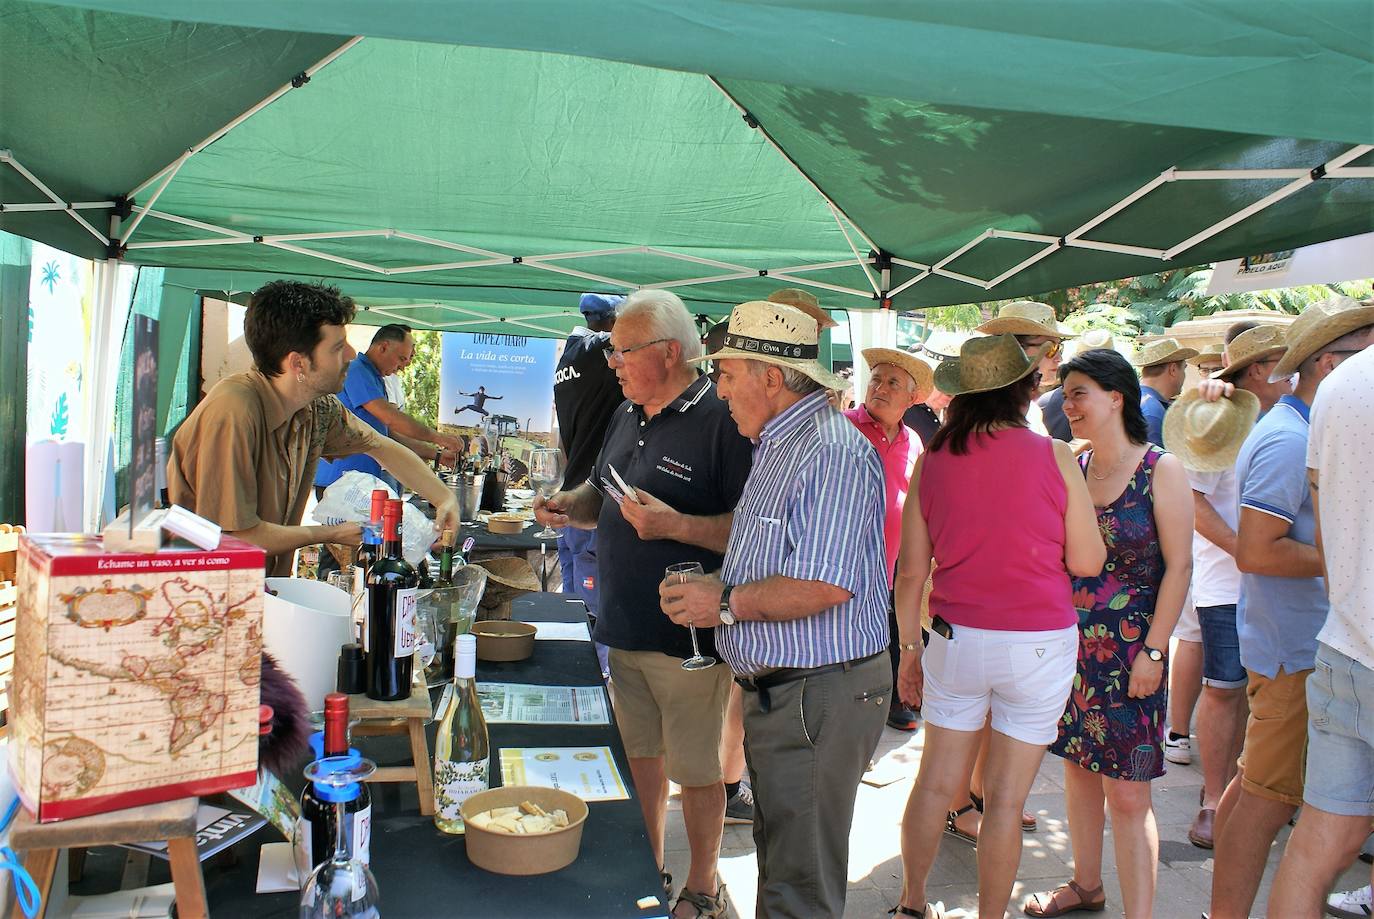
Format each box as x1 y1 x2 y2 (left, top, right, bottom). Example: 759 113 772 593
529 448 564 539
299 756 381 918
665 562 715 671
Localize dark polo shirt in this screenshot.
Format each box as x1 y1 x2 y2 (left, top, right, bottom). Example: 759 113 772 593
590 374 753 659
554 327 624 489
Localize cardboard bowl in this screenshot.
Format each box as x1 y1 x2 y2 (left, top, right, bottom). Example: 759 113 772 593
471 620 537 661
486 513 527 535
460 785 589 875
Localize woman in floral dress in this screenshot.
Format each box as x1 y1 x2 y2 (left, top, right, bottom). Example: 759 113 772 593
1025 350 1194 919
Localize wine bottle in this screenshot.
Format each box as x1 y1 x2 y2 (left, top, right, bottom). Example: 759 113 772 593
353 489 389 649
365 499 417 701
427 529 458 684
297 693 372 870
433 634 489 834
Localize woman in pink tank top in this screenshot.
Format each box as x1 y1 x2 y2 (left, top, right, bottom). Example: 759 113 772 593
889 335 1105 919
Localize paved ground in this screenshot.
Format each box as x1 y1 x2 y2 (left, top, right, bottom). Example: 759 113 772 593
663 722 1369 918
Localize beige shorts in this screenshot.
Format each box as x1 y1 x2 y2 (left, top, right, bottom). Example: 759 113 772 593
1238 667 1311 807
608 648 732 787
1174 598 1202 643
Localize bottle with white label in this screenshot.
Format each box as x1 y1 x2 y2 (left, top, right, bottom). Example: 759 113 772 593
433 633 490 834
365 499 416 701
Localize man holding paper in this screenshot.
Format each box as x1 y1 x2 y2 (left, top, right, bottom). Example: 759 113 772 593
168 280 458 577
534 289 752 919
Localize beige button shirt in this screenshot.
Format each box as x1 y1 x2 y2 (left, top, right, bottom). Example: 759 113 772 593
168 370 384 577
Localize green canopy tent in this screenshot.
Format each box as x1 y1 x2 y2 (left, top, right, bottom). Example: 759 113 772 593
2 0 1372 525
3 0 1372 327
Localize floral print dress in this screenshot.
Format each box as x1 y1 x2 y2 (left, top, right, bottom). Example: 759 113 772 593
1049 446 1168 782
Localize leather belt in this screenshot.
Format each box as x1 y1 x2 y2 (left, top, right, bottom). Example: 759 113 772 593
734 651 882 714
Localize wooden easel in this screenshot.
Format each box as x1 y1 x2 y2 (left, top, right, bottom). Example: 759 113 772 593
9 797 206 919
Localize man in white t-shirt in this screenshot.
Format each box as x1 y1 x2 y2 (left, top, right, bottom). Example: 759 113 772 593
1269 335 1374 917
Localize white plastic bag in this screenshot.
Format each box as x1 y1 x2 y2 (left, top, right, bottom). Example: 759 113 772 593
311 471 436 565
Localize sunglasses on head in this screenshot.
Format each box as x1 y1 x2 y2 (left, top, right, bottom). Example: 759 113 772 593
1017 337 1062 360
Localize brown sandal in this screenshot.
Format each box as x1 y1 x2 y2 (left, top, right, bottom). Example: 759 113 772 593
1023 880 1106 917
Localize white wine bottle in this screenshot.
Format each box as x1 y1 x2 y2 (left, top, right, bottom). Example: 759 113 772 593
433 633 489 834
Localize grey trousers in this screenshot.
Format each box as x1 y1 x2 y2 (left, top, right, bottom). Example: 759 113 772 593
741 653 890 919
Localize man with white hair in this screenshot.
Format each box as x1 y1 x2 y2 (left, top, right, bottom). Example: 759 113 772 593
535 289 753 919
661 299 890 919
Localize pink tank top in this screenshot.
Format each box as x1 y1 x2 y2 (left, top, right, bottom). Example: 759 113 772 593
919 428 1074 631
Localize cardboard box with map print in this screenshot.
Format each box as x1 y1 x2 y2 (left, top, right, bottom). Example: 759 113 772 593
9 534 265 821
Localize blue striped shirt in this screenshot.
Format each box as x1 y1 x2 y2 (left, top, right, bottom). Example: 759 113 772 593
716 389 890 675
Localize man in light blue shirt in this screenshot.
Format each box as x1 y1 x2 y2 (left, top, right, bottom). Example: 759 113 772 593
661 299 889 919
1132 337 1195 445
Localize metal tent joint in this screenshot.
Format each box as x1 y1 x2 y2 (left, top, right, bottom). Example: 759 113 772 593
291 72 312 89
742 112 760 129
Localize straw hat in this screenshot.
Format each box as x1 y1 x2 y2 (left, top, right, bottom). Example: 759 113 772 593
1162 388 1261 472
697 300 848 389
976 301 1076 339
861 348 934 402
767 288 838 330
1186 342 1225 366
1213 325 1287 380
1131 337 1199 368
1271 295 1374 378
934 334 1039 396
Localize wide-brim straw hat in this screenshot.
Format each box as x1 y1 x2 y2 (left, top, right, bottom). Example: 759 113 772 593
697 300 848 390
861 347 934 402
933 333 1040 396
1271 295 1374 378
473 556 540 591
1187 342 1225 366
1163 387 1261 472
1131 337 1199 368
767 288 838 330
976 300 1076 339
1213 324 1287 380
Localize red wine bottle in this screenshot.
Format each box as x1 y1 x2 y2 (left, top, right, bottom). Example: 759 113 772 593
366 499 417 700
296 693 372 870
354 489 389 649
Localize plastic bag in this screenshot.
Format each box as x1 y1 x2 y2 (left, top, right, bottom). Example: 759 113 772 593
311 471 437 565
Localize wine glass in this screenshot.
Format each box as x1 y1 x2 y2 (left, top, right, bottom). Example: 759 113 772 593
665 562 715 671
299 756 381 918
528 448 564 539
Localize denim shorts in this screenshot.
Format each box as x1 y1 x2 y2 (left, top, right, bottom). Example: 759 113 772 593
1197 603 1247 689
1304 642 1374 817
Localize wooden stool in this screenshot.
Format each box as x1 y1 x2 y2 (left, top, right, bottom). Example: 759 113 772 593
10 796 205 919
348 684 436 816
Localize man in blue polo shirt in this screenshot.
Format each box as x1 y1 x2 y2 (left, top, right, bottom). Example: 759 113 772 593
535 289 753 919
316 324 464 493
1207 296 1374 919
1131 337 1197 445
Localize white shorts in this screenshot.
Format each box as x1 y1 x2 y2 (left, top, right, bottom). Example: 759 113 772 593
1174 587 1202 643
922 623 1078 746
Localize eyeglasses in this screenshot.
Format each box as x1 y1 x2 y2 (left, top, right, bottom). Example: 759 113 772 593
1016 336 1062 360
603 338 671 363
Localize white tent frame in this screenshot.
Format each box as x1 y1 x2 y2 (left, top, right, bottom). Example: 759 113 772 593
3 32 1372 314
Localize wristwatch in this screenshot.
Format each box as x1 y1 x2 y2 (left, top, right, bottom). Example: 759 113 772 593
718 584 736 626
1143 644 1164 663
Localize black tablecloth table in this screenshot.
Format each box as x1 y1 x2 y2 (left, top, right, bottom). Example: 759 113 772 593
79 593 664 918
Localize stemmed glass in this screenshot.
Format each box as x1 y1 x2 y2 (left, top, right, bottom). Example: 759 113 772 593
299 756 381 918
529 448 564 539
665 562 716 671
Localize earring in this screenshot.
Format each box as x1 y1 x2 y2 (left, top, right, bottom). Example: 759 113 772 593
296 373 305 384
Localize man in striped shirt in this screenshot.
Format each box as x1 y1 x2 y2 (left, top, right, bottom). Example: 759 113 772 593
661 299 890 919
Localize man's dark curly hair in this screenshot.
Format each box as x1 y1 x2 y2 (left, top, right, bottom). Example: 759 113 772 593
244 281 356 377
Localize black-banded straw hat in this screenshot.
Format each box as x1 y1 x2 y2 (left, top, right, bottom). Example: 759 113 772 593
697 300 848 390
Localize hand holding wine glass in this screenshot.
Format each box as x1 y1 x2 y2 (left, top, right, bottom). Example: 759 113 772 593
528 449 565 539
664 562 715 671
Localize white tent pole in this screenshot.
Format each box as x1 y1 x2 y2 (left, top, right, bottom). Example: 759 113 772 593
1066 239 1166 259
1329 167 1374 178
262 240 388 274
1 150 109 245
986 243 1061 289
118 152 189 245
390 231 506 258
386 258 510 275
130 207 251 239
0 201 113 212
82 213 127 531
642 247 748 271
127 37 365 200
886 270 930 298
1165 144 1373 260
126 237 254 250
706 77 881 255
929 267 990 289
521 260 631 288
765 273 871 299
643 271 759 291
829 204 882 297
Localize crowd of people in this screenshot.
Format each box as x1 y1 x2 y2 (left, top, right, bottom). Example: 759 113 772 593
166 279 1374 919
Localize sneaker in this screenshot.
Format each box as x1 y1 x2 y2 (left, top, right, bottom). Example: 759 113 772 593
724 782 755 825
1165 733 1192 765
1328 885 1374 918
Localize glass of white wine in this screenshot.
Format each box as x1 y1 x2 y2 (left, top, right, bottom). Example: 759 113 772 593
665 562 715 671
528 448 564 539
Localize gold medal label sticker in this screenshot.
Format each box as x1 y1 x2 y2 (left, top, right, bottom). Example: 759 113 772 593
572 752 597 761
534 753 560 762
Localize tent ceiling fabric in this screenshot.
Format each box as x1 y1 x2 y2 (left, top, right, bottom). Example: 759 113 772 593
3 1 1372 330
